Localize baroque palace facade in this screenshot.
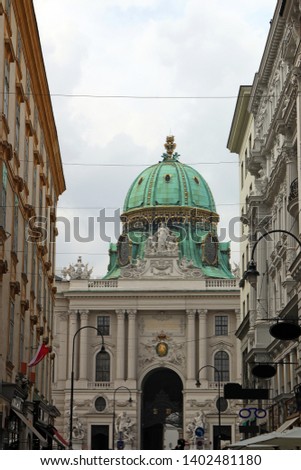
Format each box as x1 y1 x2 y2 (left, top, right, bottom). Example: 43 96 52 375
53 137 241 450
228 0 301 445
0 1 66 449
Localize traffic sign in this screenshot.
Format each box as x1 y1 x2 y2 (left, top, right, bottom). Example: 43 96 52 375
195 426 205 437
117 440 124 450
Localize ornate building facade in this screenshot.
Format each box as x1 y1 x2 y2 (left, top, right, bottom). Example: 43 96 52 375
228 0 301 439
53 137 241 450
0 1 66 449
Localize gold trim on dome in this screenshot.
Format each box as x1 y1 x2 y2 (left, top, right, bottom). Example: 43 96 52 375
177 163 189 204
121 206 219 225
147 164 160 205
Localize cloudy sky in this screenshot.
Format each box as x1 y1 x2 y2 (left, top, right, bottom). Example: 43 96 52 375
33 0 276 277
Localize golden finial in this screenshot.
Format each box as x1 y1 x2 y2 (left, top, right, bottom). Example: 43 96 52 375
164 135 176 157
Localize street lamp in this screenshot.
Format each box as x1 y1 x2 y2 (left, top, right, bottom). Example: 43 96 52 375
196 365 222 450
240 229 301 340
69 326 105 450
112 386 133 450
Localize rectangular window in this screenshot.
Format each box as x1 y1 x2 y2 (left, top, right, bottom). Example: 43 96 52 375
240 161 244 189
97 316 110 336
0 164 8 227
12 194 19 253
24 137 29 183
4 60 10 118
26 71 31 99
215 315 228 336
31 245 36 291
15 101 20 153
32 166 37 206
24 223 28 275
34 105 38 131
20 316 24 364
244 149 248 178
40 132 44 159
16 30 22 63
214 352 229 382
37 261 42 305
15 102 21 154
5 0 11 17
39 188 43 219
96 353 110 382
8 301 15 363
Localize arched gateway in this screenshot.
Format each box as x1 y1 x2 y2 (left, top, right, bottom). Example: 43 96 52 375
141 368 183 450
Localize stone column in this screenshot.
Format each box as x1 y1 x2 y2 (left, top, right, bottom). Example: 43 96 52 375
79 310 89 380
277 362 282 395
186 310 196 380
256 209 269 319
127 310 137 380
290 351 295 388
116 310 126 380
235 309 242 381
285 149 298 263
57 312 68 381
293 69 301 237
283 359 288 394
68 310 78 377
197 309 207 379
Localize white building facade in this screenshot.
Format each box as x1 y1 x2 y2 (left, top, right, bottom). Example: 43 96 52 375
228 0 301 437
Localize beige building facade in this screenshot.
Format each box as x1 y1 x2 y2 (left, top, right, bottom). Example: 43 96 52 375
0 0 65 449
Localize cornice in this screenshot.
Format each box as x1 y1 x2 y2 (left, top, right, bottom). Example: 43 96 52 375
13 0 66 196
56 291 239 301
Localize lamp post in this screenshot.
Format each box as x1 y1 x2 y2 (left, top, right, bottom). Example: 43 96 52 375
240 229 301 341
112 386 133 450
69 326 105 450
196 365 222 450
241 229 301 286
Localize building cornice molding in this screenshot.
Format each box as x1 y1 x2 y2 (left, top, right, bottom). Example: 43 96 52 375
13 0 66 196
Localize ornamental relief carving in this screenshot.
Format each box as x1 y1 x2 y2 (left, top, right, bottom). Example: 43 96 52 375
138 334 185 369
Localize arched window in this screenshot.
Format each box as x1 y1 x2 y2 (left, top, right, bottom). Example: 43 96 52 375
95 351 110 382
214 351 229 382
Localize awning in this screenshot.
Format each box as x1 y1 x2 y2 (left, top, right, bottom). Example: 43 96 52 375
13 409 48 447
53 429 69 449
276 416 299 433
35 423 68 449
228 427 301 450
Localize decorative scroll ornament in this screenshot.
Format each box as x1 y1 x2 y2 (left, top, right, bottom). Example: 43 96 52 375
62 256 93 280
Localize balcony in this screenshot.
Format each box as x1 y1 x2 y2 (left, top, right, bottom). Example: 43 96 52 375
88 381 113 389
287 178 298 218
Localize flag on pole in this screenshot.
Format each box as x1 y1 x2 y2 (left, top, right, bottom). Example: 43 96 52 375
28 342 50 367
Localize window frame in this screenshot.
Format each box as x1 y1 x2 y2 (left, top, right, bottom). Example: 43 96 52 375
215 315 228 336
214 351 230 382
97 315 110 336
95 351 110 382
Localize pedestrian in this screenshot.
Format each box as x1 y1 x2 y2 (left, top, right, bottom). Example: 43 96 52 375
174 438 186 450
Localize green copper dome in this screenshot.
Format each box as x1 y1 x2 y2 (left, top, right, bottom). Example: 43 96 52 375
123 159 216 213
103 136 234 280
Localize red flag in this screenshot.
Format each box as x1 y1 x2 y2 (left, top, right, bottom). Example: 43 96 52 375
28 342 50 367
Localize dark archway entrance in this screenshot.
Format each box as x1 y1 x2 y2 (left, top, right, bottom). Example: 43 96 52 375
141 368 183 450
91 425 109 449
